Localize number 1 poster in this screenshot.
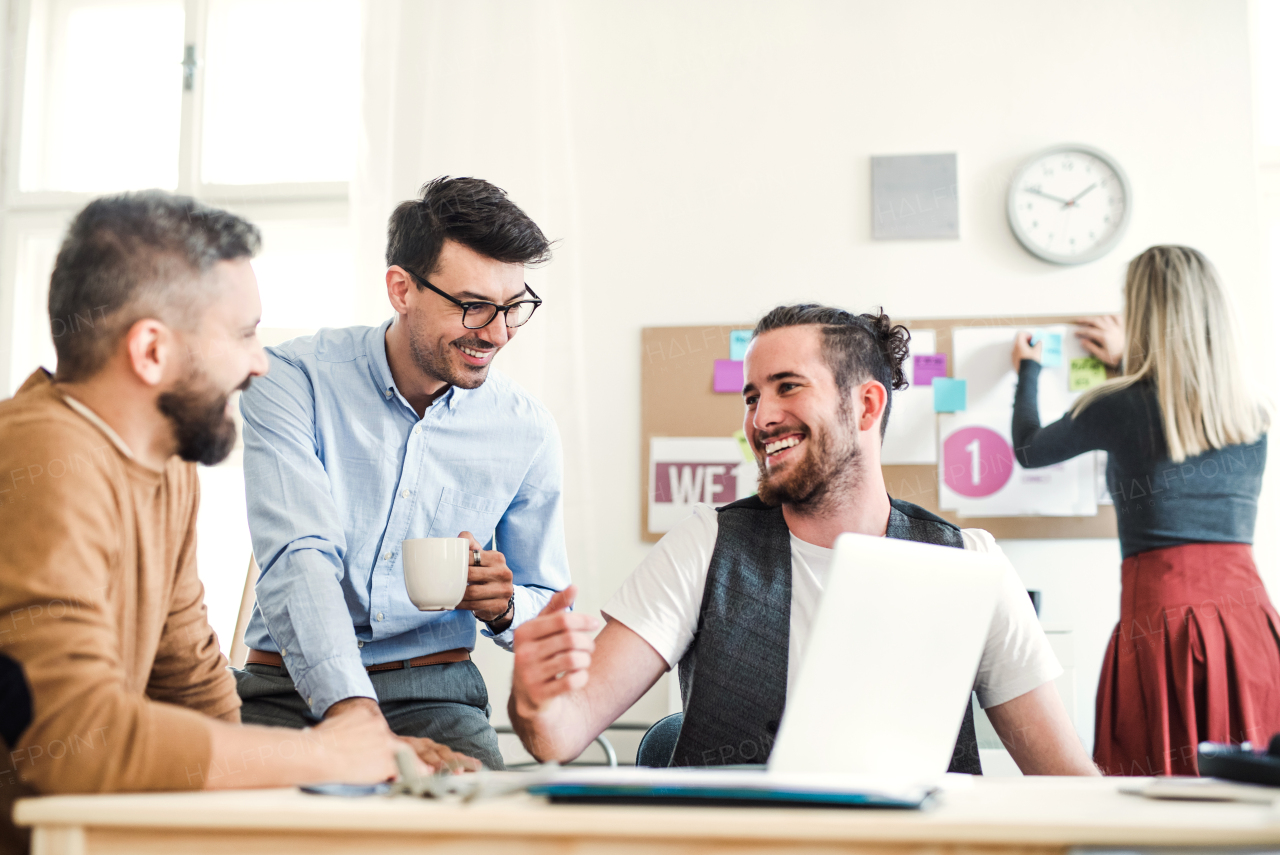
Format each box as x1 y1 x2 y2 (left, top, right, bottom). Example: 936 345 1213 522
937 325 1098 517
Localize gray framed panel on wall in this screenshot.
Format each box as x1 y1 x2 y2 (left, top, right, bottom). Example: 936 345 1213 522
871 153 959 240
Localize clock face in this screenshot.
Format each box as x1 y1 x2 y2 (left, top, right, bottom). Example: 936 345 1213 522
1007 146 1131 265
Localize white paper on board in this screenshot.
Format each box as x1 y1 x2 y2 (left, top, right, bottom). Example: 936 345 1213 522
882 329 938 465
648 437 756 534
936 325 1098 518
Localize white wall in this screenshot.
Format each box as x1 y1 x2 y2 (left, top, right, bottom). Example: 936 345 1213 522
438 0 1272 748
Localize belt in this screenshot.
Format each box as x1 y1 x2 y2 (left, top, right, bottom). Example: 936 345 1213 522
246 648 470 672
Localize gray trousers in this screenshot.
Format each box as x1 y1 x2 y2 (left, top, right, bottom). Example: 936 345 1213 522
234 659 504 770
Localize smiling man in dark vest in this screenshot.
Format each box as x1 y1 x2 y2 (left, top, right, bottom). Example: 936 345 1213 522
509 304 1098 775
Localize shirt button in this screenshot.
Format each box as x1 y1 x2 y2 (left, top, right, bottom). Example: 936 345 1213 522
357 641 364 648
384 389 392 398
281 647 287 656
307 697 313 706
401 489 412 498
377 612 384 621
383 552 392 560
413 425 421 435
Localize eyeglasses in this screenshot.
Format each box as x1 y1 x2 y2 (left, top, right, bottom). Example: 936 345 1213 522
403 268 542 330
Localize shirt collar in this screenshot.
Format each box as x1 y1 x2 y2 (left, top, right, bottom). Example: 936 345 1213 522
59 393 138 462
369 317 464 414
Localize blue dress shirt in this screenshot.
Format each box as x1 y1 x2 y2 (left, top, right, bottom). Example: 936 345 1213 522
240 319 570 716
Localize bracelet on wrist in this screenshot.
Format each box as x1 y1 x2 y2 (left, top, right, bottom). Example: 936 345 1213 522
485 594 515 629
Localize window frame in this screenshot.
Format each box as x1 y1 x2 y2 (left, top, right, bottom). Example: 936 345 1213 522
2 0 351 210
0 0 353 392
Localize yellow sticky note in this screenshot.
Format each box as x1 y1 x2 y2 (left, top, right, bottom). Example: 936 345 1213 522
733 429 755 463
1069 357 1107 391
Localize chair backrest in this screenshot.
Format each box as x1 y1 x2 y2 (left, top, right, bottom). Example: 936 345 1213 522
228 555 259 669
636 712 683 767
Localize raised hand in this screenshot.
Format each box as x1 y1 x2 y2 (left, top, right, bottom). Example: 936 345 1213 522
511 586 601 717
1011 331 1044 370
1073 315 1124 368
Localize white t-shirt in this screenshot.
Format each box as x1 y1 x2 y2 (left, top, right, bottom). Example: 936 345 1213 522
603 504 1062 709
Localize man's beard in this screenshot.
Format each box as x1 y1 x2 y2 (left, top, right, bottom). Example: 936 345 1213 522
756 402 861 510
408 323 493 390
157 369 251 466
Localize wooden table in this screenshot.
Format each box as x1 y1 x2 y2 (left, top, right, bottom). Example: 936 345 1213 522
15 776 1280 855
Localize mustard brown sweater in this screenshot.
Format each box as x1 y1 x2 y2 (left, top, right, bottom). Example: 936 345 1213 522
0 370 239 853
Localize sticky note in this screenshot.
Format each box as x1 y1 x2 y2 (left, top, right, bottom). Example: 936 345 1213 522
733 429 755 463
1039 333 1063 367
729 330 752 362
713 359 744 393
1031 330 1063 367
913 353 947 386
1069 357 1107 391
933 377 967 412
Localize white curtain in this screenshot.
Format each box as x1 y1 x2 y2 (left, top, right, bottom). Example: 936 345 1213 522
353 0 599 609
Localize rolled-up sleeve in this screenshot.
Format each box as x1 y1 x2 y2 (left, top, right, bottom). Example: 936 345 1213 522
482 416 571 649
240 353 375 716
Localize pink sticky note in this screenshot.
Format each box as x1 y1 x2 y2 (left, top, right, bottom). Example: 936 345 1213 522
913 353 947 386
713 359 744 393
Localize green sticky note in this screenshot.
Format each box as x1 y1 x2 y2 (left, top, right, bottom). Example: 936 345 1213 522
932 377 966 412
733 429 755 463
1069 357 1107 391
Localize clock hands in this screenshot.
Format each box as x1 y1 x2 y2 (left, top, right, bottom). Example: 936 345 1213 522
1065 182 1097 206
1023 187 1071 205
1023 182 1098 208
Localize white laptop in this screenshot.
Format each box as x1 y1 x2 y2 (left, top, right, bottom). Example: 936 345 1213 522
524 532 1005 805
768 531 1003 779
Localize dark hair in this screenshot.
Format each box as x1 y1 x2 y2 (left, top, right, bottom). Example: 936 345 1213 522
385 176 552 279
48 191 261 382
753 304 910 437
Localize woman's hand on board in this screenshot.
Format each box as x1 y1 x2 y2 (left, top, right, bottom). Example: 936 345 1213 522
1074 315 1124 368
1011 331 1043 370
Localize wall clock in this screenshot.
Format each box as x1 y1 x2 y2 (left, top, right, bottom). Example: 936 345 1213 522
1007 144 1131 265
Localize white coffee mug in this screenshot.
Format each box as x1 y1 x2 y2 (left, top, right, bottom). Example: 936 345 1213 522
402 537 469 611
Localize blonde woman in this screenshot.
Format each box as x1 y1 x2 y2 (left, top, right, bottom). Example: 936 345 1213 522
1010 245 1279 777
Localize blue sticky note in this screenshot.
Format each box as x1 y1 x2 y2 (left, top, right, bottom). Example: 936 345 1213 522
933 378 967 412
729 329 752 362
1031 330 1063 367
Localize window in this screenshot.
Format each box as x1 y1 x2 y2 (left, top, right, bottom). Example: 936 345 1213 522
200 0 359 186
19 0 185 193
0 0 362 650
2 0 362 385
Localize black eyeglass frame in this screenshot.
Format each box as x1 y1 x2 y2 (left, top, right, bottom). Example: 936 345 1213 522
402 268 543 330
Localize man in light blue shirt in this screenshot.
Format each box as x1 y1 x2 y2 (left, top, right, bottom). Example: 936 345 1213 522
235 177 570 769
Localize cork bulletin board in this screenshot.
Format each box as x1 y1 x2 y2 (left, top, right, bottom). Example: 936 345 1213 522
640 318 1119 543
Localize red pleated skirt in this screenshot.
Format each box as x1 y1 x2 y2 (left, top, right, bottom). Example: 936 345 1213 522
1094 542 1280 776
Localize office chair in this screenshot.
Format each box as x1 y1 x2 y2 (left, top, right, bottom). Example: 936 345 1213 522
636 712 683 767
229 555 259 669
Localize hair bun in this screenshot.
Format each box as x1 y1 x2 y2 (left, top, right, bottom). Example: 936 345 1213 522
866 309 911 391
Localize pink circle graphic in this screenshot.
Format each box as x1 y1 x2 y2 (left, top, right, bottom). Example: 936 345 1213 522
942 426 1015 498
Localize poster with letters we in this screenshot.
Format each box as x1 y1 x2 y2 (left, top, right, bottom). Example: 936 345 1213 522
648 437 755 534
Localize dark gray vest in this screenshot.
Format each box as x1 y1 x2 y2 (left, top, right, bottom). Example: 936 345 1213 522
670 496 982 774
